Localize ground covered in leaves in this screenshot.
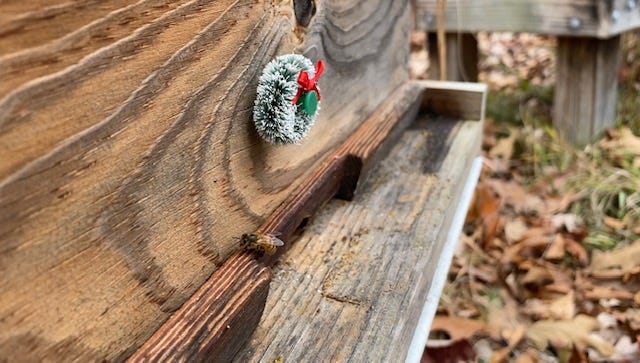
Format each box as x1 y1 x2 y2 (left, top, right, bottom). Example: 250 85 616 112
415 32 640 362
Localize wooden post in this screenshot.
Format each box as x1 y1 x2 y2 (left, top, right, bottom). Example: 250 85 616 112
555 35 622 145
428 33 478 82
436 0 447 80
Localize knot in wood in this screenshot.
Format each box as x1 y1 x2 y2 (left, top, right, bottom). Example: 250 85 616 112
294 0 316 27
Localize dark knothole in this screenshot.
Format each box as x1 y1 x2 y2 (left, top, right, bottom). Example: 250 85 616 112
294 0 316 27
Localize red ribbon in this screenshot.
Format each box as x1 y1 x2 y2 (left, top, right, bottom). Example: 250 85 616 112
292 60 324 104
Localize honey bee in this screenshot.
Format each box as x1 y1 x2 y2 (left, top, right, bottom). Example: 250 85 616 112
240 233 284 256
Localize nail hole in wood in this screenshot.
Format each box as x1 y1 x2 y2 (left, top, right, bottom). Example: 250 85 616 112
294 0 316 27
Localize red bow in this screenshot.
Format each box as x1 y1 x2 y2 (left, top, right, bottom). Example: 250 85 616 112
292 60 324 104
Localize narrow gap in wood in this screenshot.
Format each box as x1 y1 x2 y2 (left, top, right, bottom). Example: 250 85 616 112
335 154 363 201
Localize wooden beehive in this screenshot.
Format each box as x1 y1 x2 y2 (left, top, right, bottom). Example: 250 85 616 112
0 1 486 361
0 0 409 359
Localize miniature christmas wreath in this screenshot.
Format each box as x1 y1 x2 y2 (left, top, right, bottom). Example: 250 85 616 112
253 54 324 145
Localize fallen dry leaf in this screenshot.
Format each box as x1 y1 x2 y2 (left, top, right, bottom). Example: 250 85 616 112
526 315 615 356
490 324 527 363
565 238 589 265
612 335 640 361
583 285 635 301
600 127 640 156
551 213 583 234
522 298 552 319
505 218 528 243
591 240 640 277
513 349 538 363
539 264 574 295
490 130 518 160
613 309 640 331
603 216 627 231
545 193 580 214
550 290 576 320
593 312 624 356
485 179 546 216
429 316 487 341
501 231 553 265
588 324 640 361
521 265 554 288
472 183 501 243
486 293 521 341
483 157 511 176
544 234 566 260
422 339 476 363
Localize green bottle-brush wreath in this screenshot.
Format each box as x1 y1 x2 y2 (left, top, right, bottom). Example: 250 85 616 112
253 54 324 145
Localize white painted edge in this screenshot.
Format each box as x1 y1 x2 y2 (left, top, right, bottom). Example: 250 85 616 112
417 80 488 94
404 156 483 363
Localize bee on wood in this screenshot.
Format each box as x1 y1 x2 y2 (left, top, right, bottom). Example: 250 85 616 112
240 233 284 256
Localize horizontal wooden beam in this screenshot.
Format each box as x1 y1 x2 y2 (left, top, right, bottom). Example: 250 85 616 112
414 0 640 38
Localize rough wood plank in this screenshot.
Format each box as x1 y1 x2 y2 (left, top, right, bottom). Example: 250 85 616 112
0 0 410 360
419 80 486 121
415 0 640 38
234 114 483 362
130 81 425 363
554 35 622 145
131 252 271 362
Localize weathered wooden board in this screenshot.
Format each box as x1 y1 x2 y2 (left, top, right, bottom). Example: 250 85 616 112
414 0 640 38
0 0 410 360
234 113 483 362
131 81 424 363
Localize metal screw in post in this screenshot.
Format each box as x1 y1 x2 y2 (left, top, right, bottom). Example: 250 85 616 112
626 0 637 10
424 13 435 27
568 17 582 30
612 10 621 23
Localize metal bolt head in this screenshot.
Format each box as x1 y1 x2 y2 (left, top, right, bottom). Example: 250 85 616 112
568 17 582 30
612 10 621 22
425 13 435 26
626 0 637 10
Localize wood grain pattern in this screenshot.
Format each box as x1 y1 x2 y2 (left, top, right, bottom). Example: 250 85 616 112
555 35 621 145
0 0 410 360
130 81 424 363
131 252 271 362
414 0 640 38
234 113 483 362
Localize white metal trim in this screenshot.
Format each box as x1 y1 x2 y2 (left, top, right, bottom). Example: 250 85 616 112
404 156 483 363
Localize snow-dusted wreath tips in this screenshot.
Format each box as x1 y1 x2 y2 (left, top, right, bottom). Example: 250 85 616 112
253 54 325 145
